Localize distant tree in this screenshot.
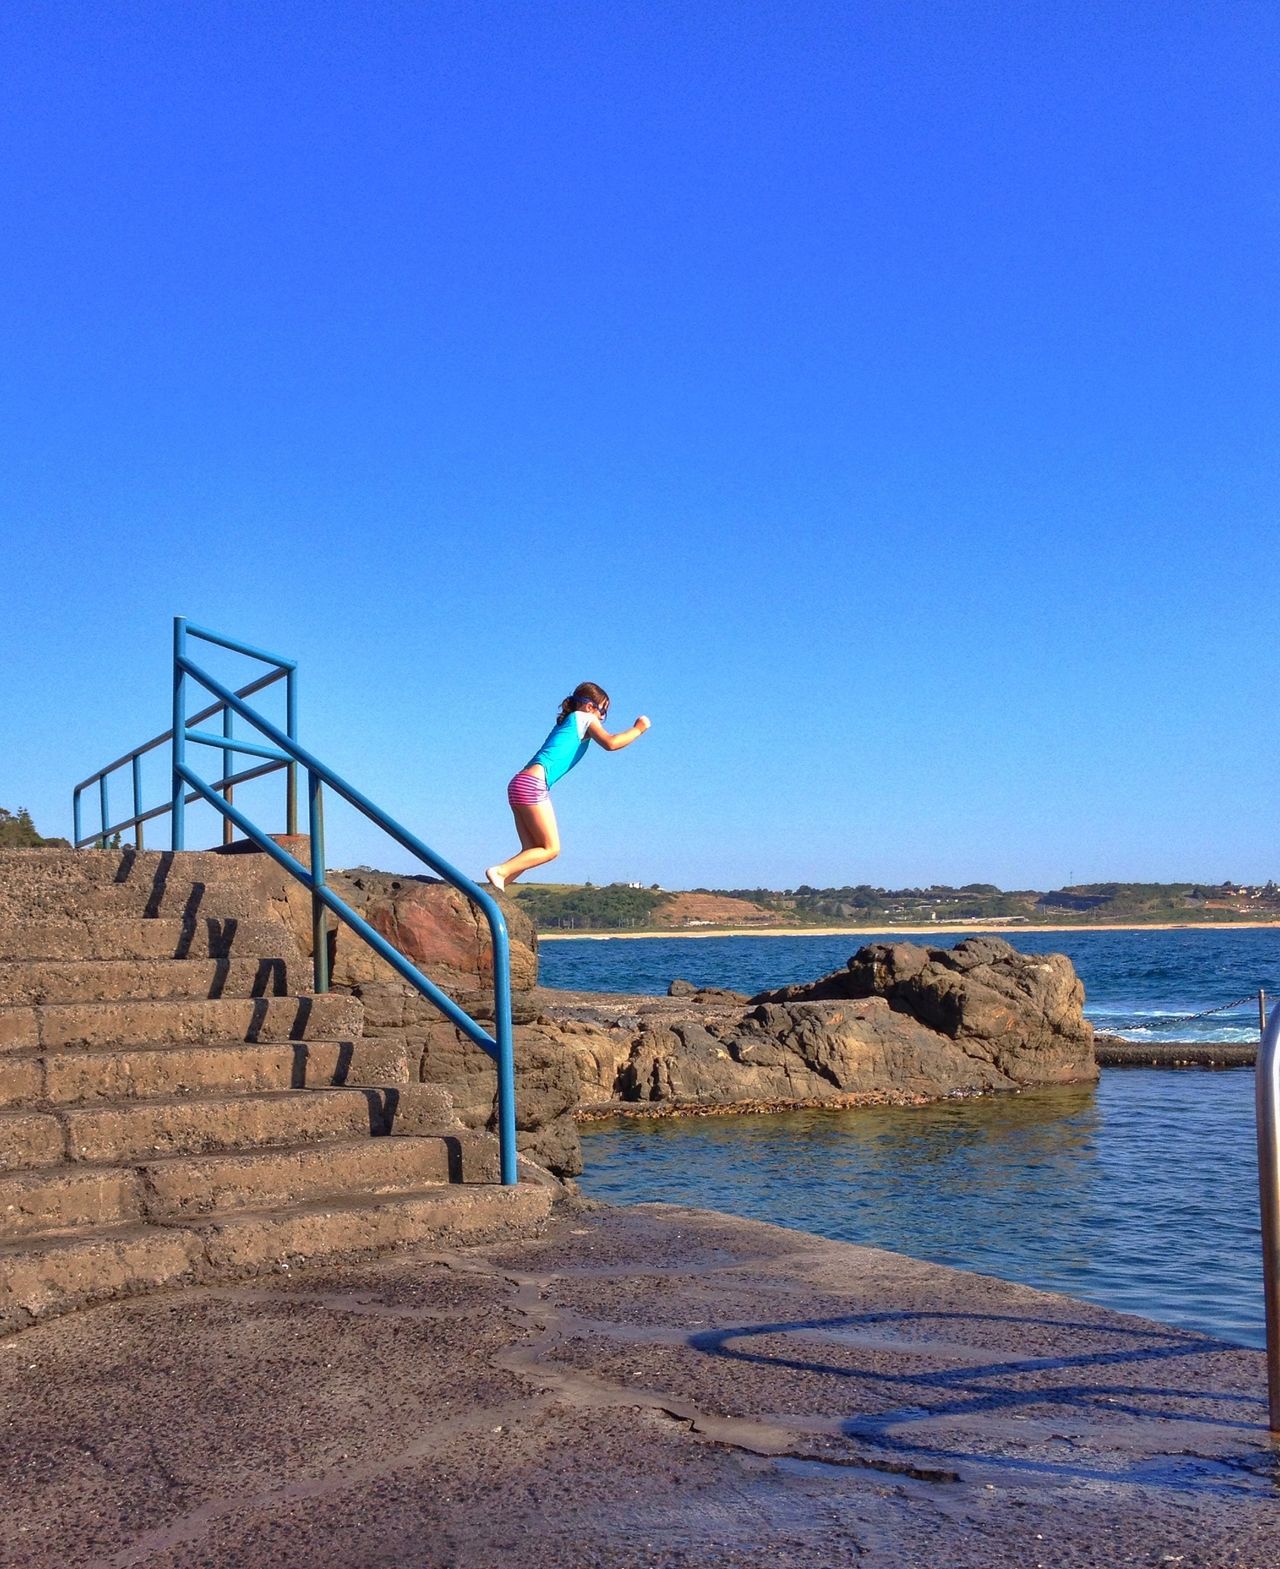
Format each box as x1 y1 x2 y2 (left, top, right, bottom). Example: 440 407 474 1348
0 807 70 849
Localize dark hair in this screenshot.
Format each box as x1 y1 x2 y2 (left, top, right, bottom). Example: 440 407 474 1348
557 682 610 725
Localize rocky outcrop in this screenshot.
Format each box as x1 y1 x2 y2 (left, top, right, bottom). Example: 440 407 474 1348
536 937 1096 1134
319 874 576 1173
345 982 583 1179
753 937 1095 1086
305 884 1093 1181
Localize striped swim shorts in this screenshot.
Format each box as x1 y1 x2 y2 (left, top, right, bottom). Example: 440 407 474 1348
507 770 550 807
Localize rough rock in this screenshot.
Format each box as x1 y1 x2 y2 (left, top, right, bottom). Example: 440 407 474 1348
754 936 1095 1084
535 937 1096 1136
322 901 1093 1179
668 977 750 1004
344 985 584 1180
326 870 538 993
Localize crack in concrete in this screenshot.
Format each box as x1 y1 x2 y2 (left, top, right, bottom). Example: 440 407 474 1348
448 1253 971 1486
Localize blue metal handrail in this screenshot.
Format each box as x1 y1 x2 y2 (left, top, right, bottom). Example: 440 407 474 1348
72 656 298 849
73 617 518 1186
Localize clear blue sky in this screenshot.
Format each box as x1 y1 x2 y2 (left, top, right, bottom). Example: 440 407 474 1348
2 1 1275 890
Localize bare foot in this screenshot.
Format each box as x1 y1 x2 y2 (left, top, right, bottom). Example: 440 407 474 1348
484 867 507 893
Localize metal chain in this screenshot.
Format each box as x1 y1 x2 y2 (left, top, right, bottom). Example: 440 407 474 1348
1131 993 1258 1032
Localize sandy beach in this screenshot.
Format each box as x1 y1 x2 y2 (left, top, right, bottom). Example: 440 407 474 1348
539 920 1280 941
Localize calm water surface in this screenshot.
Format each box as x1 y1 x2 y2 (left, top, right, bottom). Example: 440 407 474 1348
545 931 1274 1346
579 1071 1264 1346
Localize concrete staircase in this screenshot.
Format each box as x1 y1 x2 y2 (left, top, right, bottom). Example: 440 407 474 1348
0 848 552 1334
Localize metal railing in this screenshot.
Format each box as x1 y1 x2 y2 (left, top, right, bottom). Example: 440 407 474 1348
1258 1002 1280 1433
72 617 518 1186
73 625 298 851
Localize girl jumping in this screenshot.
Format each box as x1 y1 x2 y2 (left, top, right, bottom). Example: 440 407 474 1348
484 682 650 892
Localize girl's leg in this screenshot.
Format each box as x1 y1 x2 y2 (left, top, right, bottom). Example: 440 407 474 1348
486 799 560 891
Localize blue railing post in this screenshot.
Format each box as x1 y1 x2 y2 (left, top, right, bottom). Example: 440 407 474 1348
308 768 329 992
97 774 109 850
131 755 144 849
221 703 235 848
491 922 518 1185
72 789 83 851
286 669 299 836
171 617 187 850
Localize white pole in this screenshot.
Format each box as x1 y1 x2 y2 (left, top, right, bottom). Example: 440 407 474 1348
1257 1003 1280 1433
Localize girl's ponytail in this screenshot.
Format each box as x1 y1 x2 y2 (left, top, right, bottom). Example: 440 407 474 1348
556 681 610 725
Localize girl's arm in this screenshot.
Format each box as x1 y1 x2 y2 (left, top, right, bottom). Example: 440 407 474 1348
585 715 651 752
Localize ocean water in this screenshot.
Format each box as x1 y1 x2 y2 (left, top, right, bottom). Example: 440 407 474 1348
539 930 1277 1346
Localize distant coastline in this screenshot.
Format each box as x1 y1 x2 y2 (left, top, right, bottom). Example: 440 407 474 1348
539 920 1280 941
517 878 1280 940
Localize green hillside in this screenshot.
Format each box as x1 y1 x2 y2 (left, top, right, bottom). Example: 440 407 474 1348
516 877 1280 932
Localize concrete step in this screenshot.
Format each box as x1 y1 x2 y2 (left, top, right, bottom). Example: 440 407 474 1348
40 1079 451 1168
0 1164 146 1237
0 1220 206 1335
187 1181 553 1277
1 1038 412 1108
0 916 299 963
0 848 280 917
0 1130 488 1238
139 1130 497 1219
0 1110 65 1173
53 1087 401 1165
40 882 265 920
0 1182 553 1335
0 956 299 1006
0 848 262 890
0 993 361 1052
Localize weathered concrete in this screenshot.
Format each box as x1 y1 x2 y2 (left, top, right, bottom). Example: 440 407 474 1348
0 847 298 922
53 1085 427 1164
0 992 364 1052
0 1109 64 1171
135 1130 497 1218
0 915 303 962
0 1121 495 1243
1096 1035 1258 1068
0 1163 145 1237
0 848 548 1337
0 955 299 1005
12 1037 409 1107
0 1182 551 1336
1 1202 1274 1568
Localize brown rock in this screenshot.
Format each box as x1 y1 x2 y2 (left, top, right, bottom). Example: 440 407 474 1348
327 871 538 994
534 935 1096 1121
667 978 750 1004
755 936 1095 1084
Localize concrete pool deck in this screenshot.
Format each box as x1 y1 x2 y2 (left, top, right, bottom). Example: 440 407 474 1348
3 1202 1277 1568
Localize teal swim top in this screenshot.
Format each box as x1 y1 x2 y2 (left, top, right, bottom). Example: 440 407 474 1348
525 710 593 788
